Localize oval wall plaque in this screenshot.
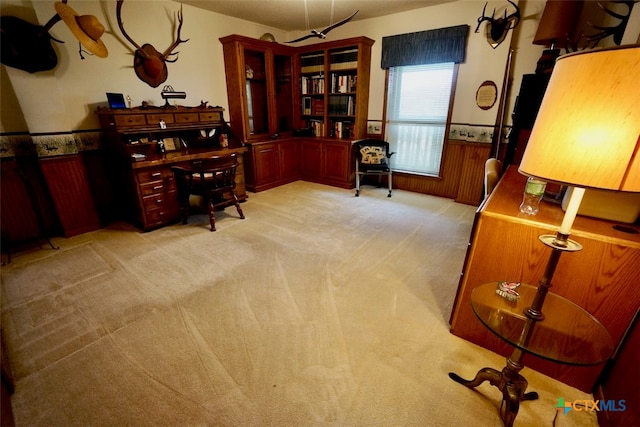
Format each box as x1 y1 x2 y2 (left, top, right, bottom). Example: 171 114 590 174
476 80 498 110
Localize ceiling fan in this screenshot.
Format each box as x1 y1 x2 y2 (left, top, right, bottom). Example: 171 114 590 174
285 6 359 43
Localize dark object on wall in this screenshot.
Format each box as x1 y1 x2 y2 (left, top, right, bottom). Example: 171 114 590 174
475 0 521 48
116 0 189 88
532 0 583 74
585 1 636 47
0 15 60 72
503 73 551 167
285 10 358 43
54 1 108 58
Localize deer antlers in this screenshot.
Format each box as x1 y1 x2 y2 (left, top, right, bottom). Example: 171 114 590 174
116 0 189 88
586 1 636 47
475 0 521 48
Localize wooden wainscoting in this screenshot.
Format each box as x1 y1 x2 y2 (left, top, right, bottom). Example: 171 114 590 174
392 140 491 206
39 155 101 237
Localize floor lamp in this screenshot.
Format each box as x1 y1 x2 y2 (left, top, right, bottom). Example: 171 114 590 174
519 44 640 311
450 45 639 427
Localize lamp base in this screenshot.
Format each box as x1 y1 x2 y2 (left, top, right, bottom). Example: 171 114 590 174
539 234 582 251
535 48 560 74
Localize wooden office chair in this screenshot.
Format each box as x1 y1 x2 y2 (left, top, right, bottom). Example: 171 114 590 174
484 158 503 199
171 154 245 231
354 139 395 197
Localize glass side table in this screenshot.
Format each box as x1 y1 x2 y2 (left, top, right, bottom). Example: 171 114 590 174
449 282 614 427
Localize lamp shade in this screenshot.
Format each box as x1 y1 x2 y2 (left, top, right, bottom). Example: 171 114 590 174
533 0 583 47
519 45 640 192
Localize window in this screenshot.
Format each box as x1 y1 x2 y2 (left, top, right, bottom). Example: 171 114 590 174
385 62 456 176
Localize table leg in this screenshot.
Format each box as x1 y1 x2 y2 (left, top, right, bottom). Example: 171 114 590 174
449 351 538 427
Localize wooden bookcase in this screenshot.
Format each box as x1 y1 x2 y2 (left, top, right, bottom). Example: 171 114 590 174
297 37 374 140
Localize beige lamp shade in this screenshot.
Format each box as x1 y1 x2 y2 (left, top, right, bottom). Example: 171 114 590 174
519 45 640 192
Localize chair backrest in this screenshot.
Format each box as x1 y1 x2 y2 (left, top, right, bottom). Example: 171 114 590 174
353 139 392 166
484 158 503 199
172 154 239 193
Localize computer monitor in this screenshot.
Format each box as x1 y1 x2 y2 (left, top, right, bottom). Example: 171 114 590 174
106 92 126 109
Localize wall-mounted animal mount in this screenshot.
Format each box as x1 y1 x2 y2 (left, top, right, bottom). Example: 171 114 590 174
116 0 189 88
585 1 636 47
475 0 521 49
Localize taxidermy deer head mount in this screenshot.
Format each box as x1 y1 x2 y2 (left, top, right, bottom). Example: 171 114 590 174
475 0 521 49
116 0 189 87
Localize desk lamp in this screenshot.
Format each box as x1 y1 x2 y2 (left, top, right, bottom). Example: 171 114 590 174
518 44 640 321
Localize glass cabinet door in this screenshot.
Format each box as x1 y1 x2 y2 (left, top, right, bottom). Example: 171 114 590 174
243 49 269 137
274 54 294 134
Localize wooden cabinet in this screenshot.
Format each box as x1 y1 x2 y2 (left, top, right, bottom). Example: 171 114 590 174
244 139 299 192
220 35 296 143
298 37 374 140
96 106 247 230
300 138 353 189
449 167 640 392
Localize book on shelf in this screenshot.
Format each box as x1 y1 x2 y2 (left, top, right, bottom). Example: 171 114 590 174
309 119 325 137
328 95 355 116
301 53 324 73
330 49 358 63
301 75 325 95
312 98 324 115
330 74 357 93
331 121 353 139
302 97 312 115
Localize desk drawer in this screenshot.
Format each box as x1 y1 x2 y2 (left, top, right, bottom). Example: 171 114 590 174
175 113 199 124
139 179 175 196
146 113 175 125
199 111 222 123
142 191 175 211
114 115 146 127
137 168 173 183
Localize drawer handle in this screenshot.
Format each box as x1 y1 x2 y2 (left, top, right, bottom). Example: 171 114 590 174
151 172 162 177
156 199 163 203
153 185 163 190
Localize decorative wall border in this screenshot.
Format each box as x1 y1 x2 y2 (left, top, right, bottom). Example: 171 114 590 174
0 130 104 158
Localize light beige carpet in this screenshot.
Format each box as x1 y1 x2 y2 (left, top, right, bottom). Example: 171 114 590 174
1 181 598 426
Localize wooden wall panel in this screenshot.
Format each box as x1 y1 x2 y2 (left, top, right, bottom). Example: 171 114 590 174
0 158 59 246
39 155 101 237
393 140 491 206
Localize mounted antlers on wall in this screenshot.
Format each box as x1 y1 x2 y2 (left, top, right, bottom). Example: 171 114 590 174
116 0 189 88
585 1 636 47
475 0 521 49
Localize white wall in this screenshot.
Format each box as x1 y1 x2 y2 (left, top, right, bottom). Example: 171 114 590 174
2 0 636 135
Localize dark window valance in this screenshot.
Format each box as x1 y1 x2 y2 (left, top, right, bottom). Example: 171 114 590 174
381 25 469 69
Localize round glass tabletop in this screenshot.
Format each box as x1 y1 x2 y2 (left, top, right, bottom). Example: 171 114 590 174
471 282 614 366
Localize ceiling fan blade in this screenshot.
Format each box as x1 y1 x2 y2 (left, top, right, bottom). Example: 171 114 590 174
320 10 359 35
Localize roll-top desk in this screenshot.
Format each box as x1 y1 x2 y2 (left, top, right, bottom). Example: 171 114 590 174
96 106 247 231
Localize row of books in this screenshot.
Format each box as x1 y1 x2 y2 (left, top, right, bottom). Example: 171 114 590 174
331 121 353 139
301 75 325 94
303 120 353 139
301 97 325 116
301 49 358 73
308 119 325 137
330 74 357 93
328 95 355 116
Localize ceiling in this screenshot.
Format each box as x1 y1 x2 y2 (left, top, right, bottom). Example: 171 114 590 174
179 0 456 33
